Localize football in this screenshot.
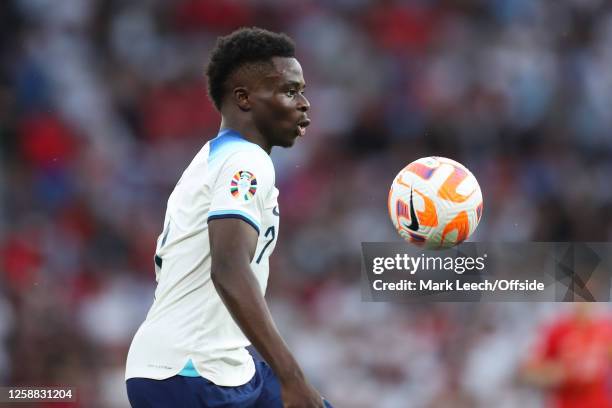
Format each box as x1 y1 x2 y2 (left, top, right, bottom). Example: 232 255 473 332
388 157 483 248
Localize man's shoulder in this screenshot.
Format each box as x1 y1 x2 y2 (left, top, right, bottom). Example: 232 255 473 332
208 134 271 168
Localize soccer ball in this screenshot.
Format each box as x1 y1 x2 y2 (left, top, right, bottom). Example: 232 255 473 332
388 157 483 248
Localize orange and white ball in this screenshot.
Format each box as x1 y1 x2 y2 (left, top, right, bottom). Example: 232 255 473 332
388 157 483 248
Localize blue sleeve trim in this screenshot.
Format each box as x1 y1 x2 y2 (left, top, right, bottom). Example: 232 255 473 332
208 210 260 235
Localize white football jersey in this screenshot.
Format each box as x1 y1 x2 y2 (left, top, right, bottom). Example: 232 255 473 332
125 129 280 386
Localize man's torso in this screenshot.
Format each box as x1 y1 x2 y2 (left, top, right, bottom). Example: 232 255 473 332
126 130 279 386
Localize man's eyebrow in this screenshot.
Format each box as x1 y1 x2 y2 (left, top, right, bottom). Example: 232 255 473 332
284 81 306 88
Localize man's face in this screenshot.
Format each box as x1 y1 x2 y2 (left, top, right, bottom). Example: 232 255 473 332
249 57 311 148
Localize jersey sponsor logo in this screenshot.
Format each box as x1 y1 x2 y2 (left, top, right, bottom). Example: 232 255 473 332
231 171 258 202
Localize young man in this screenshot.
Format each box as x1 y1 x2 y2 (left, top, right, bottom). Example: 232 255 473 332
125 28 331 408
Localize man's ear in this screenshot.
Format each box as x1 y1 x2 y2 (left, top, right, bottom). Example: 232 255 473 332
232 87 250 111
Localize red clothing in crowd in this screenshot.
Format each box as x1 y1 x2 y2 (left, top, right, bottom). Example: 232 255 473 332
534 314 612 408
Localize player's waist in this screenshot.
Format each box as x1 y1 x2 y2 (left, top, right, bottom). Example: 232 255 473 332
125 344 256 386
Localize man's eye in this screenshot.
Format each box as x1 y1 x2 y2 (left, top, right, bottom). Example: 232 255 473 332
286 90 306 97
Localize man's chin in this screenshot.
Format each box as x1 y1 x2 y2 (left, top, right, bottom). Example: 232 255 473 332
276 136 298 148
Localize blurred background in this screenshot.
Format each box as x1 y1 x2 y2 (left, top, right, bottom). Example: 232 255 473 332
1 0 612 407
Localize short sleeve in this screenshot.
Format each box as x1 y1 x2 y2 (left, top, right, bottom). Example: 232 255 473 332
207 150 274 235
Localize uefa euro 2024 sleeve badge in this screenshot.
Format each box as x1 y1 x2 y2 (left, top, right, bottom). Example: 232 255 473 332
231 171 258 202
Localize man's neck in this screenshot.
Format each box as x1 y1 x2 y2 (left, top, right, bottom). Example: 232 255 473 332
219 117 271 154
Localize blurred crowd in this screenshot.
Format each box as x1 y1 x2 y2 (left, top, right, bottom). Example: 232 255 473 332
1 0 612 406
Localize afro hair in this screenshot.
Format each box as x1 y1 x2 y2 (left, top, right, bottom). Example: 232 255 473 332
205 27 296 111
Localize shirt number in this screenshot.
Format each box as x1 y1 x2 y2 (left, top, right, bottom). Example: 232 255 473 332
255 226 275 264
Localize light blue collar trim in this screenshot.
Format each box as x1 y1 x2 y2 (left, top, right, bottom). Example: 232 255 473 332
216 128 244 139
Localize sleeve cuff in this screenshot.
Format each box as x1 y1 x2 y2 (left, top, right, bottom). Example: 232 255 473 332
207 210 260 235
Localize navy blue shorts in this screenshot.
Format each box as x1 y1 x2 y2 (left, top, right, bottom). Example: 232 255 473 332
126 360 333 408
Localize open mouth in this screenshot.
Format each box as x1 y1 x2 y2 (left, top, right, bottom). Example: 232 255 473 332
296 118 311 137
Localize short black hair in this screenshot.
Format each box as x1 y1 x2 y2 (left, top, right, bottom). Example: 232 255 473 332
205 27 296 111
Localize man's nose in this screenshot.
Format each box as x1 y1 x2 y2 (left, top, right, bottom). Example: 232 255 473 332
297 94 310 112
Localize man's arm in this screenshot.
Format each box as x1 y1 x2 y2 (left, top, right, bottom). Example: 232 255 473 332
520 359 566 388
208 218 323 408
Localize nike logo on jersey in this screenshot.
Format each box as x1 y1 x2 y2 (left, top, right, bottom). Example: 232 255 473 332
407 188 419 231
272 206 280 216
